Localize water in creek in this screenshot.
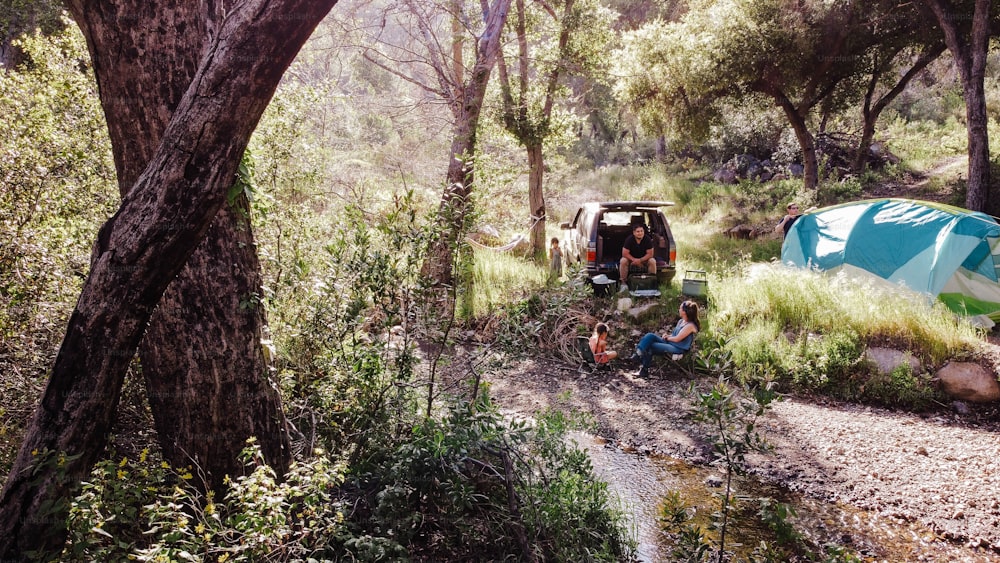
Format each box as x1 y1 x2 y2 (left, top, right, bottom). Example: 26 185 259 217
571 432 1000 562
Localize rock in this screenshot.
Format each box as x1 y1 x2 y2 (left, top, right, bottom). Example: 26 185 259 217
936 362 1000 403
759 170 773 182
713 168 737 184
616 297 633 311
725 224 758 239
771 173 787 182
952 401 971 415
705 475 724 488
865 347 921 375
626 301 663 322
788 163 805 177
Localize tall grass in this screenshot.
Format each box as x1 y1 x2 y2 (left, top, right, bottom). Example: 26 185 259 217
464 248 548 318
711 264 982 374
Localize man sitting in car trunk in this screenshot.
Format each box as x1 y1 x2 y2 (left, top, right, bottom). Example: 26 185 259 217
619 223 656 291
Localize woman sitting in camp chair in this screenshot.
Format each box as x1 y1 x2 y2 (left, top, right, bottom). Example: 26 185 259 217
630 300 700 378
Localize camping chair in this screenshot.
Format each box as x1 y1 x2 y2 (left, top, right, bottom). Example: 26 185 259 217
577 336 611 373
659 339 698 377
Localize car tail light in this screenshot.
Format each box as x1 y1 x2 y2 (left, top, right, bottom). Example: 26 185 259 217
587 249 596 263
669 249 676 264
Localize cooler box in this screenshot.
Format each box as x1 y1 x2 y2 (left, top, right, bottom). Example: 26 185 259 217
682 269 708 296
629 274 658 291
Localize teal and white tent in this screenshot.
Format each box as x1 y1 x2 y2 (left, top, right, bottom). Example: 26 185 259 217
781 198 1000 322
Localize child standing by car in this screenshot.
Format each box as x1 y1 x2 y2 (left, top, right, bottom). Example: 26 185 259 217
589 322 618 364
549 237 563 281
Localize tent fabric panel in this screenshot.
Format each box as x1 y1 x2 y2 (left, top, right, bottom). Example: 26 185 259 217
781 198 1000 319
782 203 868 270
939 268 1000 318
842 200 955 282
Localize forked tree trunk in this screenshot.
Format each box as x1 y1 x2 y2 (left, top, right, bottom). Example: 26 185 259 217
0 0 337 557
67 0 290 494
423 0 512 286
852 45 944 173
495 0 573 261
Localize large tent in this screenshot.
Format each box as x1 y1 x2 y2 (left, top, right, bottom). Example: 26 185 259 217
781 198 1000 322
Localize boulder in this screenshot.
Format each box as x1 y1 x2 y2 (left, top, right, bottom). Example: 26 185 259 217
865 347 921 375
626 301 664 322
788 163 805 178
936 362 1000 403
725 224 758 240
713 168 737 184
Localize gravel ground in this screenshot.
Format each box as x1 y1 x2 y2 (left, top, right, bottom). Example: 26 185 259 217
479 354 1000 561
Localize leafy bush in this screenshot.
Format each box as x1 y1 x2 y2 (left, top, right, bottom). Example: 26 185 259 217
0 22 118 475
345 392 635 562
63 444 348 562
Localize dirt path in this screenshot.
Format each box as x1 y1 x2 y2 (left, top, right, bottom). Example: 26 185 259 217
481 355 1000 560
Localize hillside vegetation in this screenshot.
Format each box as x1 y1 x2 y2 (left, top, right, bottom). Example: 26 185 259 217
1 5 999 561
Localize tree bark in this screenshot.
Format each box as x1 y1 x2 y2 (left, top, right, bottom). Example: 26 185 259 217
66 0 290 495
918 0 992 211
773 95 819 190
527 143 547 261
0 0 337 557
495 0 574 261
852 45 944 172
423 0 512 286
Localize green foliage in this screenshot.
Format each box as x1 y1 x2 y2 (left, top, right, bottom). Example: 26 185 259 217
0 22 117 475
273 196 434 460
345 391 635 562
859 361 942 410
669 348 781 561
710 264 981 406
464 248 549 319
63 444 348 562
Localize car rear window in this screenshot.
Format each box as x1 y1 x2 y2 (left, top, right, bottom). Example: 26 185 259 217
602 211 635 226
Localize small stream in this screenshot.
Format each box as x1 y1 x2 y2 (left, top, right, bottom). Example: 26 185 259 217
571 432 1000 562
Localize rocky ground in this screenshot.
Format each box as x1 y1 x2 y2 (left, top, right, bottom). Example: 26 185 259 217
479 352 1000 561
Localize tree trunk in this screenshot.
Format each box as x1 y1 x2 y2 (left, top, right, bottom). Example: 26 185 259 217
66 0 290 495
774 96 819 190
852 45 944 173
423 0 512 286
527 143 547 261
0 0 337 557
964 73 991 212
919 0 991 211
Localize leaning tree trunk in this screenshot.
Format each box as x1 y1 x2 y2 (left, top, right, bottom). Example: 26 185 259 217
852 45 944 173
0 0 337 557
67 1 291 494
527 143 547 261
423 0 513 287
776 97 819 190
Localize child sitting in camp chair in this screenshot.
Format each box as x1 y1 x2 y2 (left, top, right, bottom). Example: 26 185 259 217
630 300 700 378
589 322 618 365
